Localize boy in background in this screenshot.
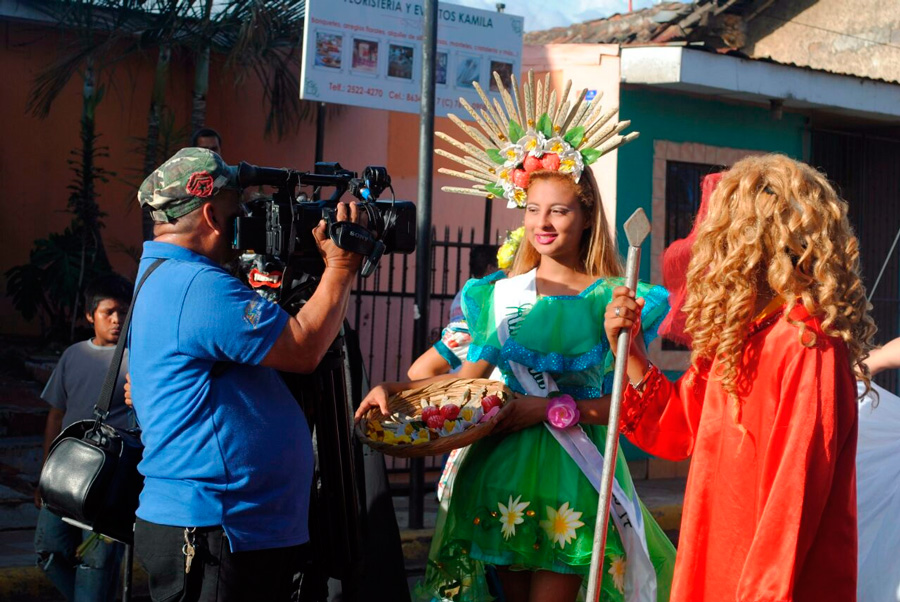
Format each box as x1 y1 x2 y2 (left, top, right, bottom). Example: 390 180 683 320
34 273 133 602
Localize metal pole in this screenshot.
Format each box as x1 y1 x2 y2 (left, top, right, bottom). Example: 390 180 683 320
410 0 438 530
585 209 650 602
868 221 900 301
483 197 493 244
313 102 326 201
315 102 326 163
482 2 503 246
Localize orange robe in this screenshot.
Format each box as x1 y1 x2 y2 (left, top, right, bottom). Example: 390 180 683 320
621 306 858 602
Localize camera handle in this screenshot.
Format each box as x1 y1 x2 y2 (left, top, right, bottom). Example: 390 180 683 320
325 212 385 278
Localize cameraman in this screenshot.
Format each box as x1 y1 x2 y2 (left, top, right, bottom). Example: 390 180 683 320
130 148 364 601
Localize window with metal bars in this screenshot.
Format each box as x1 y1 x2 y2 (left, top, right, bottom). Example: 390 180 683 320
662 160 724 351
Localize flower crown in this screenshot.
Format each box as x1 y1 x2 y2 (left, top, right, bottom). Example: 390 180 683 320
436 70 639 208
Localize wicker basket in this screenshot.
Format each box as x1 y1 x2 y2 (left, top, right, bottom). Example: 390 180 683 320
356 378 514 458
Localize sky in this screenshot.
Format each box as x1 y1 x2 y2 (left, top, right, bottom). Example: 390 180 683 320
449 0 666 32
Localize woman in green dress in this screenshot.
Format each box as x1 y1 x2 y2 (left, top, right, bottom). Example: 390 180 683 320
358 166 676 602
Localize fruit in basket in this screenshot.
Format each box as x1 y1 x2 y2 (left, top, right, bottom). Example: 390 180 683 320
422 406 441 422
365 383 510 446
440 403 460 420
481 395 502 413
426 414 446 429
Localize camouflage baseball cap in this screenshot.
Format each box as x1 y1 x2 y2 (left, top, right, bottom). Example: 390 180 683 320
137 148 240 222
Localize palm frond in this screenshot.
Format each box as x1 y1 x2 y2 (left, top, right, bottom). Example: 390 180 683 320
213 0 311 138
26 0 159 118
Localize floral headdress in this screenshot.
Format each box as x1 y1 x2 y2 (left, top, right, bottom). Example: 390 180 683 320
436 70 639 209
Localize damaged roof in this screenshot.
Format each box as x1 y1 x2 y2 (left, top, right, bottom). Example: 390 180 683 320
525 0 900 85
524 0 761 49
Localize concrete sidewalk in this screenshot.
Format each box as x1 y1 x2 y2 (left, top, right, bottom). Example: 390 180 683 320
0 478 685 601
0 339 687 600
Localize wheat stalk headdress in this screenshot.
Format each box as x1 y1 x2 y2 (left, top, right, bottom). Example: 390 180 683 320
436 70 639 208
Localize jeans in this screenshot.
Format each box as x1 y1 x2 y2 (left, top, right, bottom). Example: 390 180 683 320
134 518 303 602
34 507 124 602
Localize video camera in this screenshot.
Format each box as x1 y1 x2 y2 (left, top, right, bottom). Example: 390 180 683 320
231 161 416 300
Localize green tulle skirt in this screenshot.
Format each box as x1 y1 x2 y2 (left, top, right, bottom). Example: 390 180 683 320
418 424 676 602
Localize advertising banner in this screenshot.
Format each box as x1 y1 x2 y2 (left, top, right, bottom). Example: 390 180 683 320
300 0 524 118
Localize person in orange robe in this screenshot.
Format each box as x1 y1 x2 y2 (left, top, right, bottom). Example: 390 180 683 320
604 154 877 602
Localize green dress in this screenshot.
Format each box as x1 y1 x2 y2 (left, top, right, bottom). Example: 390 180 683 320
418 271 676 602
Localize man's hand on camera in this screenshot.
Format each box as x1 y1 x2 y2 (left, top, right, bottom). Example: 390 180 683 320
264 203 371 374
313 201 367 273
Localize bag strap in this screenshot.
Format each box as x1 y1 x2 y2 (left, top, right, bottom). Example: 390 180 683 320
93 258 166 421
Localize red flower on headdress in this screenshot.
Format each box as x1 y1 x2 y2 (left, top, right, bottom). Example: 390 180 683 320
186 171 215 198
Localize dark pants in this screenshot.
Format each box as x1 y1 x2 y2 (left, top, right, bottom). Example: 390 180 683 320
134 519 303 602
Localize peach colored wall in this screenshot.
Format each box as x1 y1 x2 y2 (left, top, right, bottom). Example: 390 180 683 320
2 20 613 351
0 21 162 334
2 18 494 337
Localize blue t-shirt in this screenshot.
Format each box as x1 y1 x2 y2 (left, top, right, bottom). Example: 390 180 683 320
130 242 313 552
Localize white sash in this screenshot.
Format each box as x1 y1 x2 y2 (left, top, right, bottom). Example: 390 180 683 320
494 269 656 602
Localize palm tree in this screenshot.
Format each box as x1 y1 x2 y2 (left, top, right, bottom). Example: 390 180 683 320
213 0 314 139
29 0 316 144
190 0 213 134
11 0 135 337
26 0 140 120
169 0 315 140
27 0 316 243
135 0 188 239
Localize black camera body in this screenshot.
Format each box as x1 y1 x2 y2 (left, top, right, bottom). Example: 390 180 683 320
231 161 415 300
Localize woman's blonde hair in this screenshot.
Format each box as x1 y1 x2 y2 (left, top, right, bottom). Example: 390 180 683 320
508 169 623 278
683 154 876 428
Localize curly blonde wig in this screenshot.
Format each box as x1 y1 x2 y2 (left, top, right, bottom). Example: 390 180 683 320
509 168 623 278
682 154 876 428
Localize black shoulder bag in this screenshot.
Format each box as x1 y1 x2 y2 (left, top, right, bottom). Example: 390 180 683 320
38 258 165 545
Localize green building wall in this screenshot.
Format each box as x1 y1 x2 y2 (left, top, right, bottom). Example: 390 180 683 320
614 88 806 461
615 87 807 279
